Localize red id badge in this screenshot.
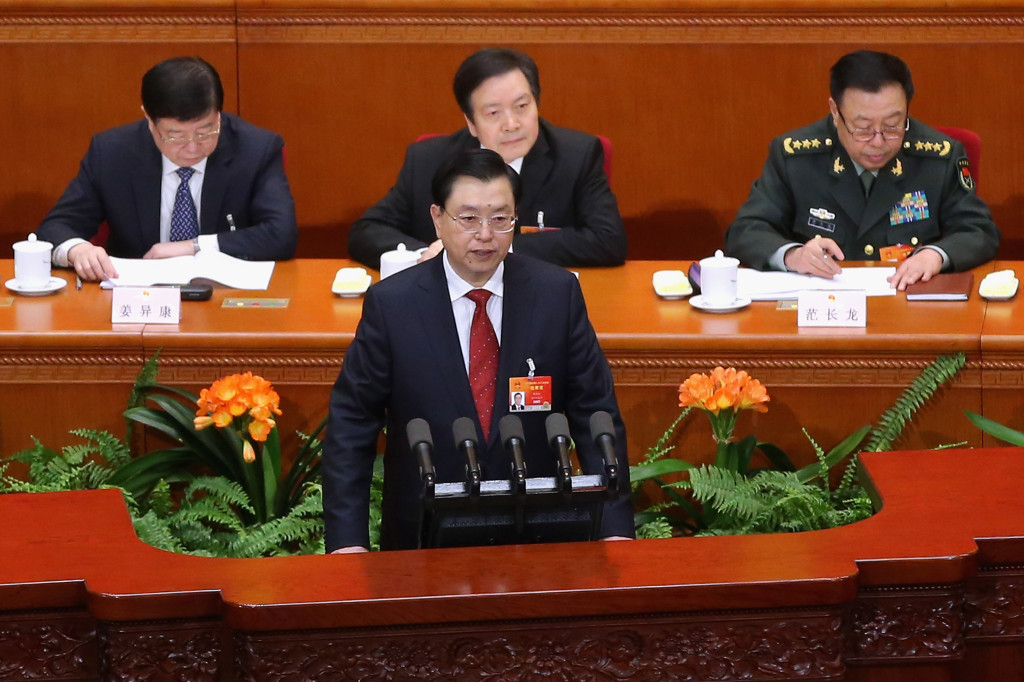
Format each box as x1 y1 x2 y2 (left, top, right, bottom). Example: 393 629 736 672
508 376 552 412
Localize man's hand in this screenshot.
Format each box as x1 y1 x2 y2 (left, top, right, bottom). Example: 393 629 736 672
144 240 196 260
417 239 443 263
68 243 117 282
331 546 370 554
888 249 943 291
783 236 845 279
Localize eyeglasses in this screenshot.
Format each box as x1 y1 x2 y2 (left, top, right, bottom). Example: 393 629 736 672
837 109 908 142
159 125 221 147
443 209 517 234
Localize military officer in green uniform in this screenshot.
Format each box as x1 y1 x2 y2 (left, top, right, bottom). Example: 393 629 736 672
725 50 999 290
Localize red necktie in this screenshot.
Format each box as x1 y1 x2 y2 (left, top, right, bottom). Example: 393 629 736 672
465 289 499 440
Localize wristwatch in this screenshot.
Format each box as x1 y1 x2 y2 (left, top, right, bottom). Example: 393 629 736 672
192 237 201 254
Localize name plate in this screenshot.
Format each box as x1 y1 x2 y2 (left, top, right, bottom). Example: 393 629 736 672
111 286 181 324
797 290 866 328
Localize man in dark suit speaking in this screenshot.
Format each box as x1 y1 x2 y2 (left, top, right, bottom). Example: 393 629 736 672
348 48 626 270
38 56 297 282
324 149 634 552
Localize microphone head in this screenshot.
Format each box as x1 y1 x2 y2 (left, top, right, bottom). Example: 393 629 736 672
406 418 433 449
545 412 571 445
499 414 525 446
589 411 615 440
452 417 479 447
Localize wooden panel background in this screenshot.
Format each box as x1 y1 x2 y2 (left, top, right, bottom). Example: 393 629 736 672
0 1 1023 262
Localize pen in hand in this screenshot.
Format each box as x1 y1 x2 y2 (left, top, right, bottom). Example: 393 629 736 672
75 275 82 291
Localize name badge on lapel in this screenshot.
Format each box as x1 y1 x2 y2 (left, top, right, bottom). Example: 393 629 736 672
808 207 836 233
889 191 930 226
509 375 552 412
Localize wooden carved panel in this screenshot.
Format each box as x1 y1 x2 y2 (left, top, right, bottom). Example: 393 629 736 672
100 619 229 681
965 566 1024 642
0 609 97 681
238 609 844 680
847 584 965 663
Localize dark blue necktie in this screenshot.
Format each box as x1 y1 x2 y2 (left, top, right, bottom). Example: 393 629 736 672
169 167 199 242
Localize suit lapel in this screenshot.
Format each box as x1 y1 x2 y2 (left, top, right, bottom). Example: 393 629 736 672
132 123 163 247
518 123 555 212
414 259 481 432
492 255 536 444
827 148 866 228
200 118 233 235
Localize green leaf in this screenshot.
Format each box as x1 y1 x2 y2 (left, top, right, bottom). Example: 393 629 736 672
756 442 796 472
797 425 870 483
629 459 694 483
965 410 1024 446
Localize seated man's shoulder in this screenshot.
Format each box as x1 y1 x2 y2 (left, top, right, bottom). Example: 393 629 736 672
540 121 602 153
221 112 282 146
901 119 963 162
506 252 579 286
774 117 835 158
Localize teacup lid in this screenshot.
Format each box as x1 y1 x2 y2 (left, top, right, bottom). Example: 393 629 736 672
699 249 739 268
14 232 52 251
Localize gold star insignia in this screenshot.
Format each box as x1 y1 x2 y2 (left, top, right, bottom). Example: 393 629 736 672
833 157 845 174
802 139 812 148
810 139 821 148
926 142 936 152
891 159 903 177
915 141 925 151
792 140 803 149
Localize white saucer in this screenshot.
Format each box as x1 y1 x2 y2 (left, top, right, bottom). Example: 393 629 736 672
4 277 68 296
689 295 751 313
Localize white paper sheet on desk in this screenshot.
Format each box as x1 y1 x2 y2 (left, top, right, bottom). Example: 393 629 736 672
737 267 897 300
100 251 275 290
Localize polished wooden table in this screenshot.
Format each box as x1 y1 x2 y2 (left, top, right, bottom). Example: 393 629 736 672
3 447 1024 680
0 259 1004 464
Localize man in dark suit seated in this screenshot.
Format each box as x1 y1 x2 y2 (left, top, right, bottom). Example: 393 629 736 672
724 50 999 290
325 149 634 553
38 56 297 282
348 47 626 270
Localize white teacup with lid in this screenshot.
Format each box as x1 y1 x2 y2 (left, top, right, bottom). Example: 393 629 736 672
379 243 423 279
13 233 53 290
699 249 740 307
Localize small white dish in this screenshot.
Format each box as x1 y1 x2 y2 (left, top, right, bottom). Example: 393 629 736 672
979 270 1019 301
689 295 751 314
332 267 372 298
4 277 67 296
652 270 693 299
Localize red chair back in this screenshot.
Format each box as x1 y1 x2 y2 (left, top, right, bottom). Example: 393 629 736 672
936 126 981 187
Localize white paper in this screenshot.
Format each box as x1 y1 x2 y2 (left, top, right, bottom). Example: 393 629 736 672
101 251 275 290
737 267 896 301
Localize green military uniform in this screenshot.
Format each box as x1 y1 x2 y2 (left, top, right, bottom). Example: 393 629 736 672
725 116 999 271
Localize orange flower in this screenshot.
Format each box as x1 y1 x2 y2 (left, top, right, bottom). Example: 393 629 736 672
248 417 275 442
193 415 215 430
242 439 256 463
194 372 282 447
678 367 770 416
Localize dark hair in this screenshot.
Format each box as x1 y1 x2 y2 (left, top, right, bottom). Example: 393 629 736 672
830 50 914 106
452 48 541 118
431 149 522 208
141 57 224 121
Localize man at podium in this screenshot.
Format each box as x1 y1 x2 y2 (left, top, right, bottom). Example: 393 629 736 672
38 56 297 282
725 50 999 290
324 149 634 552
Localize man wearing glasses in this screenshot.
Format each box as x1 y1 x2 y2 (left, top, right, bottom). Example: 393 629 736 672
348 47 626 270
38 56 297 282
324 149 633 552
725 50 999 290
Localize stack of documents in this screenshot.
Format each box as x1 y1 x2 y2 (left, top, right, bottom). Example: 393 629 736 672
100 251 275 291
737 267 897 301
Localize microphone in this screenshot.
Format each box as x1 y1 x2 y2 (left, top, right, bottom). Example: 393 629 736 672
589 411 619 497
406 418 436 494
452 417 482 498
499 414 528 495
545 413 574 493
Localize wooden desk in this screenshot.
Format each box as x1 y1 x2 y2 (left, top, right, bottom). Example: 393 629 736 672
3 448 1024 680
0 259 1005 463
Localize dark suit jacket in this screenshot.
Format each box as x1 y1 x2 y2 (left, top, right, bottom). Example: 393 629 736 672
37 113 297 261
322 253 634 551
348 120 626 269
725 116 999 271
